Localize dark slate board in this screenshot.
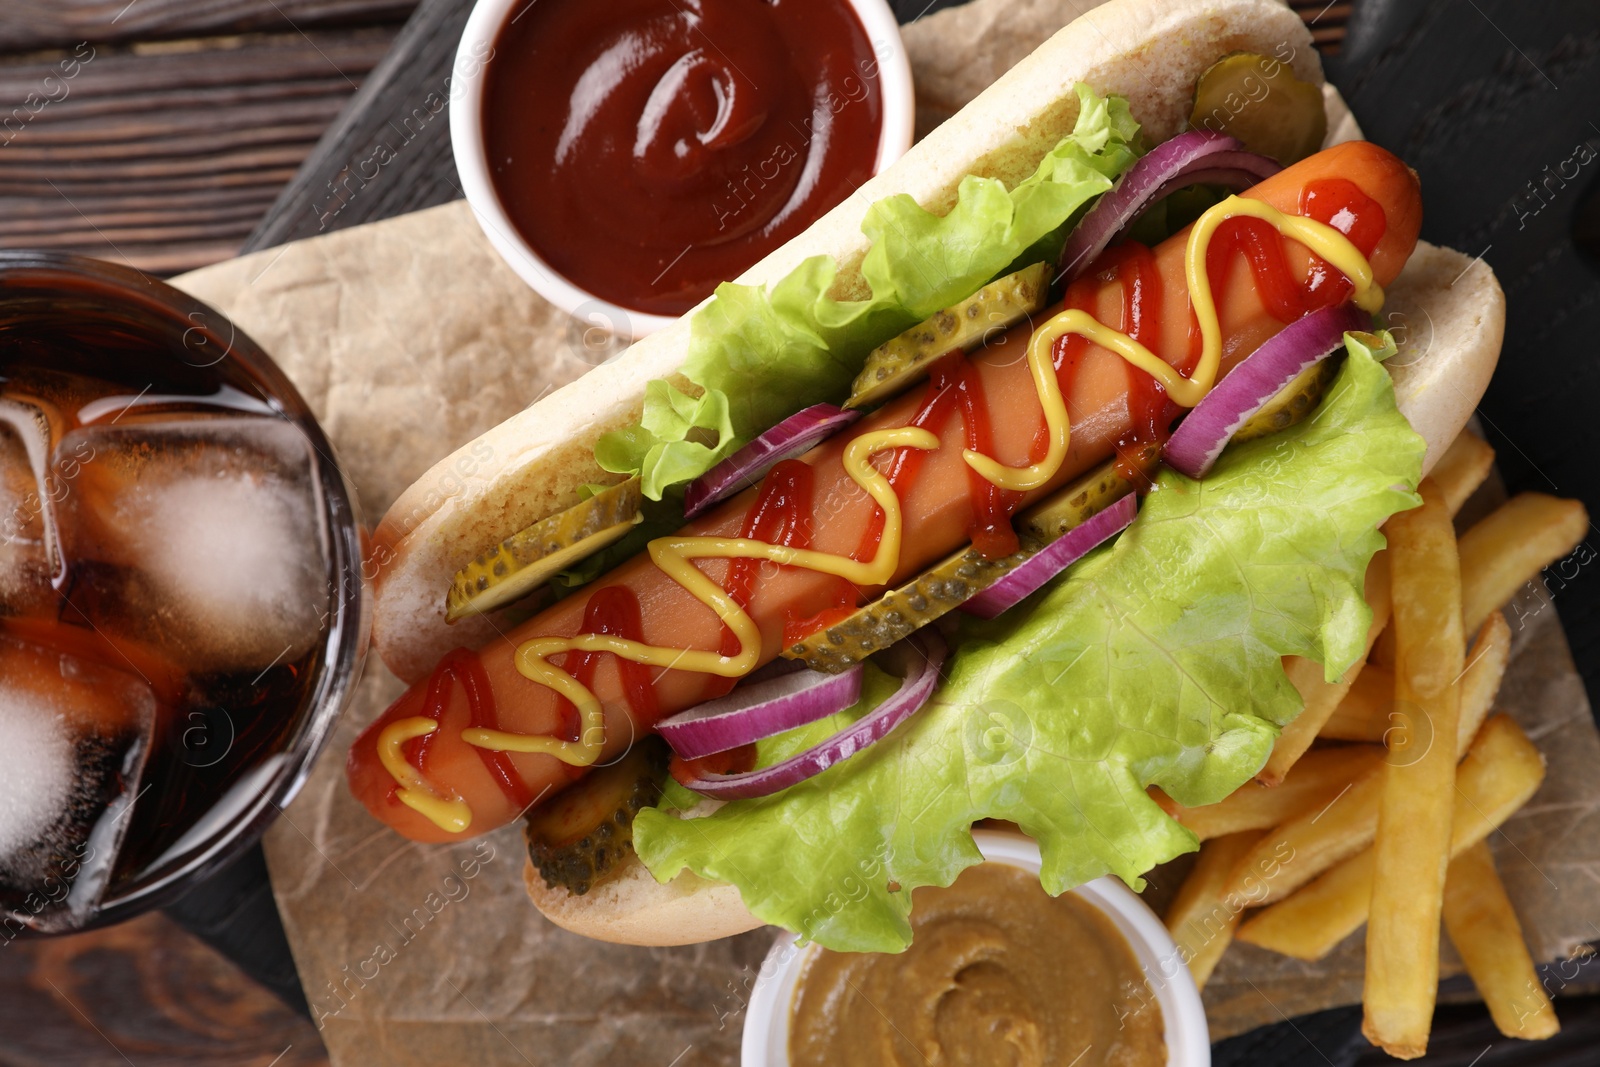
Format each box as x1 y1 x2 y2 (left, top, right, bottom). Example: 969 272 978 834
1329 0 1600 704
192 0 1600 1060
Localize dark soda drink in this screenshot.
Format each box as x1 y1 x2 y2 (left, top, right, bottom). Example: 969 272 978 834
0 254 364 935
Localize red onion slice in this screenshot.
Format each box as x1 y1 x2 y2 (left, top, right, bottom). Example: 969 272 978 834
683 404 860 518
657 662 864 760
1164 304 1370 479
960 493 1138 620
673 631 947 799
1057 131 1282 286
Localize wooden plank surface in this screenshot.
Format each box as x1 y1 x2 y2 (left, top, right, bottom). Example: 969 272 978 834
0 14 412 275
0 0 415 52
244 0 468 252
0 911 328 1067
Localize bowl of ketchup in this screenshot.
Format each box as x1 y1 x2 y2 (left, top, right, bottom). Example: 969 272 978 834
450 0 915 337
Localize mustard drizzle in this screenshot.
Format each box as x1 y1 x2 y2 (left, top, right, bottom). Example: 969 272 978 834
969 195 1383 491
378 716 473 833
459 426 939 768
390 193 1382 832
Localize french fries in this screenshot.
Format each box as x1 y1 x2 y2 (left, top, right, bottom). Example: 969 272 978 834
1365 478 1464 1058
1321 613 1508 747
1165 831 1263 989
1443 840 1560 1041
1161 745 1384 841
1228 613 1505 907
1181 440 1576 1056
1446 613 1507 753
1234 714 1546 961
1370 434 1491 667
1221 770 1382 906
1429 430 1495 517
1458 492 1589 634
1260 553 1391 784
1317 663 1393 742
1370 485 1584 668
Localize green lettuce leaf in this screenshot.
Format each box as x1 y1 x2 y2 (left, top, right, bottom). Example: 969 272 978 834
593 380 737 501
597 84 1142 499
634 343 1425 952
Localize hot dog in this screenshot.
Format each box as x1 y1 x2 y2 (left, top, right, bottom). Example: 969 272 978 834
351 0 1504 949
348 141 1423 844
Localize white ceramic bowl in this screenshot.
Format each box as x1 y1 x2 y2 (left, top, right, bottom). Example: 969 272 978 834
741 828 1212 1067
449 0 916 339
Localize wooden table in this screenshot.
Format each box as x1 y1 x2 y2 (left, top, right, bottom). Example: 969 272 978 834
6 1 1600 1065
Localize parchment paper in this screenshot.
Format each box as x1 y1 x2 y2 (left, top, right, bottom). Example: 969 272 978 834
170 0 1600 1058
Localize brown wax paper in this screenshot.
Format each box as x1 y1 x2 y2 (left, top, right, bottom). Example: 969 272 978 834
170 0 1600 1059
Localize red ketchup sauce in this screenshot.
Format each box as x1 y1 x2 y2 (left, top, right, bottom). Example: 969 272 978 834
1085 177 1387 484
547 586 662 779
708 459 816 698
408 648 533 809
845 351 1026 566
480 0 885 316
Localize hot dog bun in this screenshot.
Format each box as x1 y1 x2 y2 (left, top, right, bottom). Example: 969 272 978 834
369 0 1328 685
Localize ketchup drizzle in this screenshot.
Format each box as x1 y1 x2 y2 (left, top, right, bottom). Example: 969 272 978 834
1300 178 1388 308
409 648 533 810
554 586 662 739
1096 243 1173 484
706 460 816 696
849 348 1028 566
853 366 960 563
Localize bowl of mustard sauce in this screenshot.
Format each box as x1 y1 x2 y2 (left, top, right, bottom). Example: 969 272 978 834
741 828 1210 1067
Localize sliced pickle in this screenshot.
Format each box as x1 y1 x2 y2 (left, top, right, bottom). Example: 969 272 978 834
784 462 1141 670
1190 52 1327 165
845 262 1051 410
1016 460 1135 548
1232 352 1343 444
525 737 669 896
446 478 643 622
783 544 1030 673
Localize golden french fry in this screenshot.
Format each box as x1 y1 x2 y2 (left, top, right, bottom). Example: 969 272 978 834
1222 765 1383 905
1165 831 1263 989
1453 612 1510 752
1165 745 1385 841
1443 840 1559 1041
1368 484 1577 666
1261 551 1391 784
1371 627 1396 668
1319 664 1393 741
1326 614 1507 747
1236 714 1545 962
1459 493 1588 634
1234 600 1504 907
1236 844 1375 962
1431 431 1495 517
1365 478 1464 1059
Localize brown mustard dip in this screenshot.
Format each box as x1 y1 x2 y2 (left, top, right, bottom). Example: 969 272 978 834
788 863 1167 1067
